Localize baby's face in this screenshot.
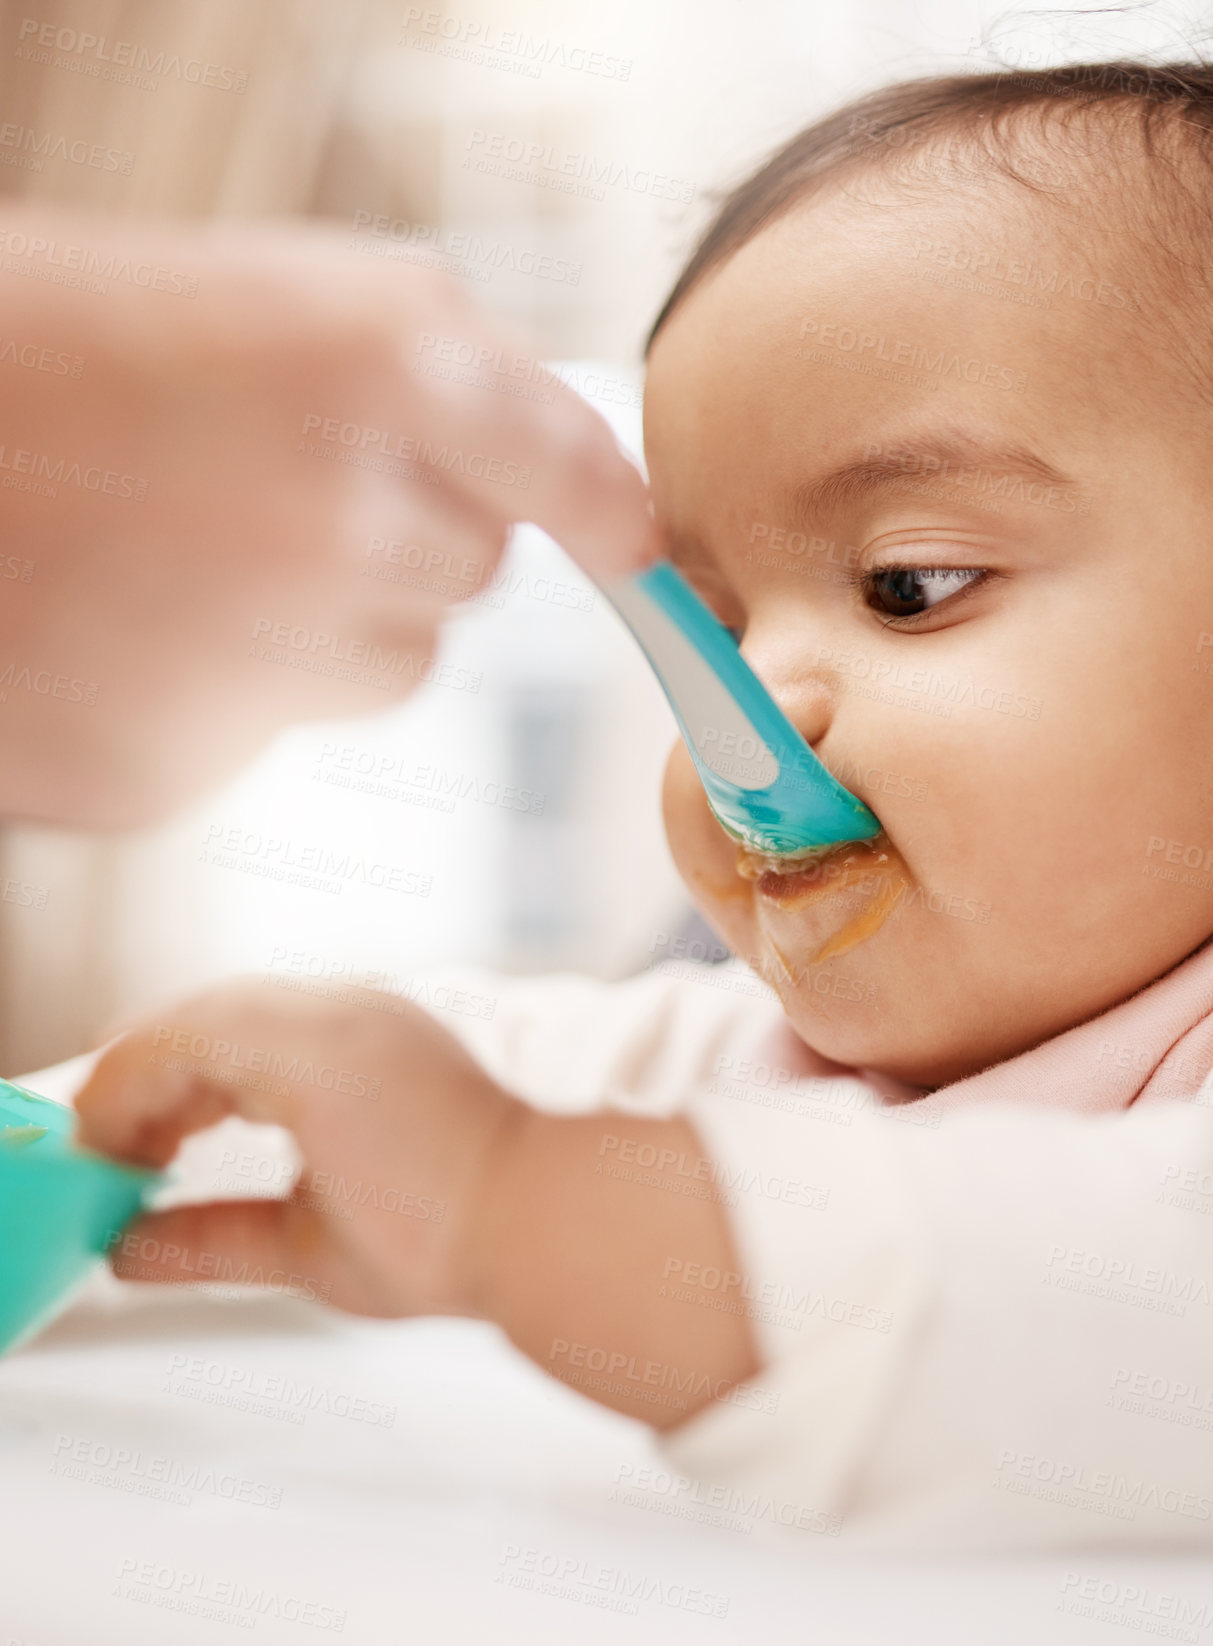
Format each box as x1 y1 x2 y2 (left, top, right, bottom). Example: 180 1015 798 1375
645 179 1213 1086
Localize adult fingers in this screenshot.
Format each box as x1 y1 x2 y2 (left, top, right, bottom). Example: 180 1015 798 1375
391 299 660 579
350 481 509 618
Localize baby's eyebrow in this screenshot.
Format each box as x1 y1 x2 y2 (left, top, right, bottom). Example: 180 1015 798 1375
792 432 1074 519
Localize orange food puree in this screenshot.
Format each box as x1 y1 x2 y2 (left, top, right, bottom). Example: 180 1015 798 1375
736 833 912 965
0 1124 47 1149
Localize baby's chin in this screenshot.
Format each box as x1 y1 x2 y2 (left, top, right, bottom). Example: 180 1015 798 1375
761 939 894 1057
714 836 1090 1088
771 943 1009 1090
778 967 910 1070
715 841 982 1085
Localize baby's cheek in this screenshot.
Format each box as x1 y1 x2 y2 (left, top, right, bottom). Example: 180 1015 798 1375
661 743 756 948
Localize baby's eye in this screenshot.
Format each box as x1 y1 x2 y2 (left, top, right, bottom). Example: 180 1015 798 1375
864 566 985 620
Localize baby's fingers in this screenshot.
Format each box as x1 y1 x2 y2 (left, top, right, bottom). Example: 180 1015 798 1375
109 1201 334 1302
74 985 304 1165
75 1037 237 1167
109 1199 402 1318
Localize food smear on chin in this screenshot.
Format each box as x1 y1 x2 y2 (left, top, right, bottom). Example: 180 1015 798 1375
737 834 912 965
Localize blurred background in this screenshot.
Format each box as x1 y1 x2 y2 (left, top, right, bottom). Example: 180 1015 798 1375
0 0 1205 1071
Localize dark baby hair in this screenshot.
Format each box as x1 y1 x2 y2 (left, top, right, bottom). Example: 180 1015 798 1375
645 60 1213 382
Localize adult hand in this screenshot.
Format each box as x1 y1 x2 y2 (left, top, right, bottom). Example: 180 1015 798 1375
0 209 657 825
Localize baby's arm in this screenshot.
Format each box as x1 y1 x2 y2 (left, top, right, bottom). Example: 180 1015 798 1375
74 982 758 1428
471 1105 759 1423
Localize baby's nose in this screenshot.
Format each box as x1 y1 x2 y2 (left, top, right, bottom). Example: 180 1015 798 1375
738 630 836 753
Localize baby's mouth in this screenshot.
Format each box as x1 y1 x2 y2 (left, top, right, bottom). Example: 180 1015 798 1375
736 833 911 966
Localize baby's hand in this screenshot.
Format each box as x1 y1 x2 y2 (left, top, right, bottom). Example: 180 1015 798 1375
75 978 759 1427
73 981 518 1320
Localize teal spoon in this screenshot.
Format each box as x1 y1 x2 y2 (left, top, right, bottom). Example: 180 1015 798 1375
0 1078 161 1355
605 562 881 853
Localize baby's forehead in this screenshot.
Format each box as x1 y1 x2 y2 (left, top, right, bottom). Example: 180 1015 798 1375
644 175 1208 527
680 155 1197 420
841 119 1211 393
668 181 1139 365
784 153 1141 289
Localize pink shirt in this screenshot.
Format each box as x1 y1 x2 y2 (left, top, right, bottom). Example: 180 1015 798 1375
431 949 1213 1551
759 934 1213 1115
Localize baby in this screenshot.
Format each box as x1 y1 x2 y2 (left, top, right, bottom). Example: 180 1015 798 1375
74 61 1213 1543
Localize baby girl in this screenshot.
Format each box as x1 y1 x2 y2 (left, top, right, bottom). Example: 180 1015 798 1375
75 61 1213 1548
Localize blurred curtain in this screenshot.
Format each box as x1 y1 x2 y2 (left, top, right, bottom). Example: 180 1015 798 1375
0 0 378 216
